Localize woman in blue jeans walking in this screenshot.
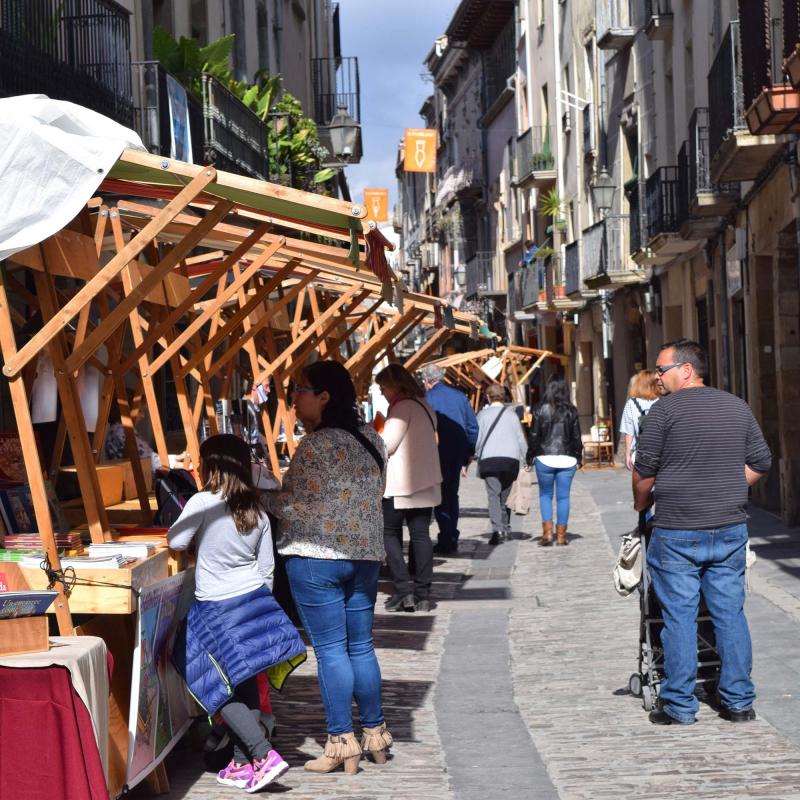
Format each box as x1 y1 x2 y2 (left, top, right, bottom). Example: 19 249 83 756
265 361 393 774
527 376 583 546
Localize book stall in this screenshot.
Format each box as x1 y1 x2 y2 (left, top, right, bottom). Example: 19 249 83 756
0 102 477 799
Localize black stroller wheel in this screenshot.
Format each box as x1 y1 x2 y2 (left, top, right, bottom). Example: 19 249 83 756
629 673 643 698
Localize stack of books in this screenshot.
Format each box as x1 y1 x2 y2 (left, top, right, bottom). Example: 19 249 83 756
87 541 159 560
21 553 134 570
3 531 82 555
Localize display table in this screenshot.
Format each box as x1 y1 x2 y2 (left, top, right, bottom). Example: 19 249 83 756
0 636 111 800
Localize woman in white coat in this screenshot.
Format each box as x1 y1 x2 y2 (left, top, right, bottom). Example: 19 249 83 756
375 363 442 612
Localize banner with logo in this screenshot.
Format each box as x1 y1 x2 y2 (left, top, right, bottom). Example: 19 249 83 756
364 188 389 222
404 128 437 173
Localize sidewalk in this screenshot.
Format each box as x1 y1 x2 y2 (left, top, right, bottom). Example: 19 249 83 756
136 469 800 799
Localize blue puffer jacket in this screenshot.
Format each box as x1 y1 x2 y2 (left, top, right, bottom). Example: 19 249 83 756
172 584 306 715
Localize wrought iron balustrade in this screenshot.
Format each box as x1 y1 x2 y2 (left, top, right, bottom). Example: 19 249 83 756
564 240 580 294
0 0 133 125
628 184 642 255
465 251 495 298
311 56 360 125
708 21 746 162
513 125 554 183
483 16 515 111
645 167 681 240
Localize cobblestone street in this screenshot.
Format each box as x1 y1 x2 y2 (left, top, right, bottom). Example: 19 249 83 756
142 469 800 799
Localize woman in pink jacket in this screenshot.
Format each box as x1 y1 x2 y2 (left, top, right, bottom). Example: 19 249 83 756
375 364 442 612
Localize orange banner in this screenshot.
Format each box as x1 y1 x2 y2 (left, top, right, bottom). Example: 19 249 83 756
364 188 389 222
404 128 437 173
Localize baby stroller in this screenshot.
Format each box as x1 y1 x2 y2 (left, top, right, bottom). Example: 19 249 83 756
628 512 721 711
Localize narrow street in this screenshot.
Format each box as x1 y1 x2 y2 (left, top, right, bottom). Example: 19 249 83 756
146 470 800 799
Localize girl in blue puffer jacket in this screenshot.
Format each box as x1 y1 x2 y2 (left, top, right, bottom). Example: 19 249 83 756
168 434 305 793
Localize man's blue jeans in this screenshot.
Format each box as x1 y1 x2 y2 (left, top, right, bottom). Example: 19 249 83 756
534 461 577 525
647 523 755 723
285 557 385 735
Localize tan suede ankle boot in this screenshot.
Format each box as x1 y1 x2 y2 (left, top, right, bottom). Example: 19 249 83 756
539 520 553 546
304 732 361 774
556 524 568 545
361 723 393 764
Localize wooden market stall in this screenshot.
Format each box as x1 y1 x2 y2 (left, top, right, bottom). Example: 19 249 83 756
422 345 569 412
0 147 477 795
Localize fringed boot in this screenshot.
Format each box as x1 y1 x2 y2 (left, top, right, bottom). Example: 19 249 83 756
539 520 553 546
361 723 393 764
304 732 361 774
556 524 569 545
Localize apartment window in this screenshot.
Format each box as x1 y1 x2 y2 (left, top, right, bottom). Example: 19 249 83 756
153 0 173 33
190 0 208 44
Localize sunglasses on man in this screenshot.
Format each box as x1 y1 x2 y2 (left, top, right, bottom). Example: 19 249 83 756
654 362 685 375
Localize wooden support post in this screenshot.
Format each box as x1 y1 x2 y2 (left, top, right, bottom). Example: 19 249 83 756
2 167 218 379
404 327 451 371
517 351 550 386
0 267 74 634
33 269 110 543
306 286 328 357
262 326 297 460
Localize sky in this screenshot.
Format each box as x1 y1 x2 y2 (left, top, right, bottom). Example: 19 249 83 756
339 0 461 212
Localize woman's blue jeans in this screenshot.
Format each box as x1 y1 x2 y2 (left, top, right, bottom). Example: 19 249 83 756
647 523 754 723
285 557 384 735
534 461 577 525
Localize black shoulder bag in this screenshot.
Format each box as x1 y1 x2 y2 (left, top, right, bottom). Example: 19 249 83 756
475 406 508 478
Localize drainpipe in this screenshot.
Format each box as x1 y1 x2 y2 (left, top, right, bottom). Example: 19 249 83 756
717 231 731 392
787 136 800 307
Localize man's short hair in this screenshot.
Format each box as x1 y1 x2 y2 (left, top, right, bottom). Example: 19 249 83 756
660 338 708 379
420 364 445 384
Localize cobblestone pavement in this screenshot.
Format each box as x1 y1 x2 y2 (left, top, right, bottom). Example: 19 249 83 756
136 469 800 799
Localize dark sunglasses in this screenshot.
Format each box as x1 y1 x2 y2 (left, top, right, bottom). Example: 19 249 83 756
655 362 685 375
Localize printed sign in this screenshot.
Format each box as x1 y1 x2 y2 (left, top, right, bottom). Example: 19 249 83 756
404 128 437 173
364 188 389 222
166 74 193 163
127 571 195 789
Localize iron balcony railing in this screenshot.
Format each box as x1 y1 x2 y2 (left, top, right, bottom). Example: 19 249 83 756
708 21 746 163
311 56 360 126
584 216 630 279
483 16 516 111
645 166 682 241
0 0 133 126
645 0 672 18
564 240 580 295
685 107 739 209
465 251 495 298
583 103 595 154
132 63 272 181
513 125 555 183
629 184 642 255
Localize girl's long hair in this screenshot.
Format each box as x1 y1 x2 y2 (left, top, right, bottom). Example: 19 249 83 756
375 363 425 398
541 375 573 421
200 434 262 533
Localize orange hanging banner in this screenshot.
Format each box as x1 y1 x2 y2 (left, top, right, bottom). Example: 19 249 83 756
404 128 437 173
363 188 389 222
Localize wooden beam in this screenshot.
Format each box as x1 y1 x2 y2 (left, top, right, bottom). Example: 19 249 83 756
404 327 452 371
2 167 218 379
64 200 233 376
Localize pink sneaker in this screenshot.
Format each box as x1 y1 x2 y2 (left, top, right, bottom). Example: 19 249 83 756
217 759 254 788
246 749 289 793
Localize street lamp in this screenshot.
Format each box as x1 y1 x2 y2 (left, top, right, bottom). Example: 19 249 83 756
327 104 361 160
591 167 616 217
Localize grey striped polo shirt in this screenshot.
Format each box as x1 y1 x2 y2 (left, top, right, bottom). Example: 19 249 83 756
634 386 772 530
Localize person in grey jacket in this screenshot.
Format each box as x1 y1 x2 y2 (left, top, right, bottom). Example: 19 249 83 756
475 384 529 545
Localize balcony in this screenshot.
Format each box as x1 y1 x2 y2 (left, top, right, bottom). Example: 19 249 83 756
435 161 483 207
677 111 739 240
480 16 515 125
597 2 635 50
514 126 556 189
584 217 647 290
564 240 581 296
312 56 362 165
465 252 504 299
0 0 133 126
645 0 673 41
709 21 786 183
519 258 546 310
131 63 274 181
644 166 697 260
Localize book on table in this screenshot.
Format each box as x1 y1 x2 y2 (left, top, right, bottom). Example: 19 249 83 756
0 589 58 619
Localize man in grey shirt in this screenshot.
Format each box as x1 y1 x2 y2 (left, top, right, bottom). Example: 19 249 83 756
633 339 771 726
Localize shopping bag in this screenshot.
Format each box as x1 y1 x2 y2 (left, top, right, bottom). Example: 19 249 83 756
507 467 532 516
613 529 642 596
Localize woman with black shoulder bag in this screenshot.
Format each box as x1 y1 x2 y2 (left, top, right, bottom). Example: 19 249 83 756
475 384 529 545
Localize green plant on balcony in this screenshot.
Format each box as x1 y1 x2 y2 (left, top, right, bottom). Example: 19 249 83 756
152 27 334 189
531 149 555 172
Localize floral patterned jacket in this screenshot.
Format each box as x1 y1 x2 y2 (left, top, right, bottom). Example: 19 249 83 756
266 426 387 561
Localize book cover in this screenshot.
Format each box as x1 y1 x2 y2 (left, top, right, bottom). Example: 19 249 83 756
3 486 35 533
0 433 29 484
0 590 57 619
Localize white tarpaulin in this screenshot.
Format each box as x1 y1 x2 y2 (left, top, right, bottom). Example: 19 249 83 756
0 95 145 261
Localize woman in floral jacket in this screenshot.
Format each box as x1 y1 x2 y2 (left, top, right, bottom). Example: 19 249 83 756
264 360 393 775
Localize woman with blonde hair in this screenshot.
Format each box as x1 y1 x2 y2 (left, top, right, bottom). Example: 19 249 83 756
620 369 661 471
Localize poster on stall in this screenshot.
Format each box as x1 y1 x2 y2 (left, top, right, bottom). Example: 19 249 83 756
166 73 193 163
127 570 195 789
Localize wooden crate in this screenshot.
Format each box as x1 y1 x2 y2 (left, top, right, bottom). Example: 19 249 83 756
0 615 49 656
1 550 169 614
